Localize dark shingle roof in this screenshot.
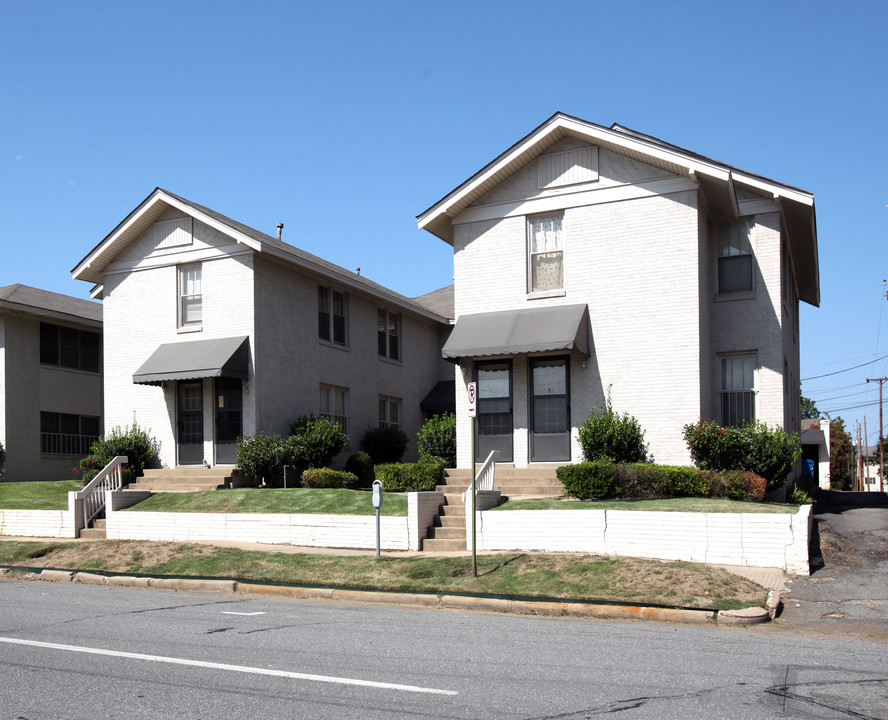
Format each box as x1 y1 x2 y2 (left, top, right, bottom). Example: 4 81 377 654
412 285 454 320
0 284 102 324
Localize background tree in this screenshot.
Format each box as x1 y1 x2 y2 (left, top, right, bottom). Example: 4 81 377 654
829 416 853 490
800 395 821 419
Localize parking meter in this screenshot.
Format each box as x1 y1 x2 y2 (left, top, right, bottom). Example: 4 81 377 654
372 480 383 555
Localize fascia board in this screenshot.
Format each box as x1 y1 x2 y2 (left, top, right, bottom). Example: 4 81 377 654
417 115 730 235
731 171 814 206
72 191 263 282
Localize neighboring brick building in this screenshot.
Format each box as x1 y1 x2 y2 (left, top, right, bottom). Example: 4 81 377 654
418 113 819 467
0 284 103 481
72 189 453 469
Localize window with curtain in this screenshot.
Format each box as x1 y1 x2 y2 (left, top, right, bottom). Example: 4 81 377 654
528 214 563 292
378 396 401 429
318 285 347 345
320 384 348 432
377 309 401 361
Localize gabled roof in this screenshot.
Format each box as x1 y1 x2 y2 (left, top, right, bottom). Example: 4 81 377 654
417 112 819 306
0 283 102 327
412 284 454 321
72 188 449 324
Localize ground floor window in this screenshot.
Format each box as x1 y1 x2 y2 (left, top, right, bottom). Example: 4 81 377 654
720 353 756 426
321 384 348 432
40 412 100 456
378 396 401 430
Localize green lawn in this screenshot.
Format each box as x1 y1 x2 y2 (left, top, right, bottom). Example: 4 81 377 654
125 488 408 516
0 539 768 611
493 496 799 513
0 481 80 510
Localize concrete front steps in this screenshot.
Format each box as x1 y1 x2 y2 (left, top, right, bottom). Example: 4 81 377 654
421 465 564 551
79 518 107 540
127 468 237 493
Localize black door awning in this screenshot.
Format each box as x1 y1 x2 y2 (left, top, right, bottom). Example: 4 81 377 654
133 336 250 386
442 304 589 362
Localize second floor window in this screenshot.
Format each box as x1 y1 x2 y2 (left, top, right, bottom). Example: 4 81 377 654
40 322 100 373
318 286 347 345
179 264 202 327
528 214 563 292
378 309 401 361
716 219 753 294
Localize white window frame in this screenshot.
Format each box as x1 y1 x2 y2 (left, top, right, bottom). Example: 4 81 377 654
320 384 348 432
377 309 401 361
716 219 754 295
527 214 564 293
318 285 348 346
719 353 756 426
378 396 402 430
178 264 202 328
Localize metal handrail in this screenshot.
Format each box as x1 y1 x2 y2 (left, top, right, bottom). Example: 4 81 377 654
463 450 500 501
75 456 128 529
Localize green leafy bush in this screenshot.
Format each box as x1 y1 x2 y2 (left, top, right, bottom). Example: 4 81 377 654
361 426 408 464
578 394 649 464
683 419 801 491
706 470 766 502
80 420 160 484
288 415 350 468
375 460 445 491
344 451 375 489
611 463 668 498
417 413 456 467
0 441 5 477
236 433 288 485
663 465 710 497
557 461 615 500
301 467 360 489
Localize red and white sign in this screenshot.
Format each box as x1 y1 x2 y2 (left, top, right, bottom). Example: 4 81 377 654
467 382 477 418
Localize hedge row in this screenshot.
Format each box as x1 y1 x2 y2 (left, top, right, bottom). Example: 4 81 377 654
375 460 446 492
557 461 767 502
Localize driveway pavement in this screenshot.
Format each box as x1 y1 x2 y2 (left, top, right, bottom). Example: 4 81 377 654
774 490 888 640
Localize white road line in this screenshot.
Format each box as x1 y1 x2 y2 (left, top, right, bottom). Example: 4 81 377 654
0 636 457 696
221 611 266 616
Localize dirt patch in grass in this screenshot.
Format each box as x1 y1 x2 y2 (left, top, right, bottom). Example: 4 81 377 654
0 540 767 611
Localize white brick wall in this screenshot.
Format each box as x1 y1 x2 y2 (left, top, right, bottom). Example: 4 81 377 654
474 505 811 574
0 508 76 538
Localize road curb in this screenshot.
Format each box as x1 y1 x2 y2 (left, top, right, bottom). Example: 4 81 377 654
5 565 766 625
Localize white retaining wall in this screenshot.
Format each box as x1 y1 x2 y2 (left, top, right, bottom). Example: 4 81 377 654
0 492 82 538
474 504 812 574
104 491 444 551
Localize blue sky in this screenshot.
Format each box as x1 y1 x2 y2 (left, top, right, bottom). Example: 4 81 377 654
2 1 886 445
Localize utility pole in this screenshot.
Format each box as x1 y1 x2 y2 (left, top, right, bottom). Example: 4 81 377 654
866 377 887 492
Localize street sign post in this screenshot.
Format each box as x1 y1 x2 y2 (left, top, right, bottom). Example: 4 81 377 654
467 382 477 576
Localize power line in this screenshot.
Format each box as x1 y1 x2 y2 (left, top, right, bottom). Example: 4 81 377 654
801 352 888 381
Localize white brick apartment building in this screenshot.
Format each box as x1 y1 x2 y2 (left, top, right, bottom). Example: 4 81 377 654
73 189 453 469
418 113 819 468
0 284 103 481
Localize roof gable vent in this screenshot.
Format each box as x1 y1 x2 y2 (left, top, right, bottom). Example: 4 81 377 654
155 217 193 249
538 147 598 189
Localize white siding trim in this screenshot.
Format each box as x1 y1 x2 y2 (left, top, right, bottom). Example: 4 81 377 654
155 217 193 249
538 147 599 188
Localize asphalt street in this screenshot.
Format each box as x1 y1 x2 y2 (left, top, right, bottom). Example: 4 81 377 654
0 579 885 720
776 491 888 640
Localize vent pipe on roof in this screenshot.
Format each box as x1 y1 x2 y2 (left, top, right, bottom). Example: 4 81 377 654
356 267 361 275
276 223 284 240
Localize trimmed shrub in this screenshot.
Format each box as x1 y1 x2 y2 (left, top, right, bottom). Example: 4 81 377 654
80 420 160 484
707 470 767 502
288 415 350 469
375 460 446 491
301 467 360 489
344 451 375 489
683 419 801 491
0 441 4 479
236 433 288 485
557 461 615 500
611 463 668 499
578 394 649 464
662 465 710 497
417 413 456 468
361 426 409 464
